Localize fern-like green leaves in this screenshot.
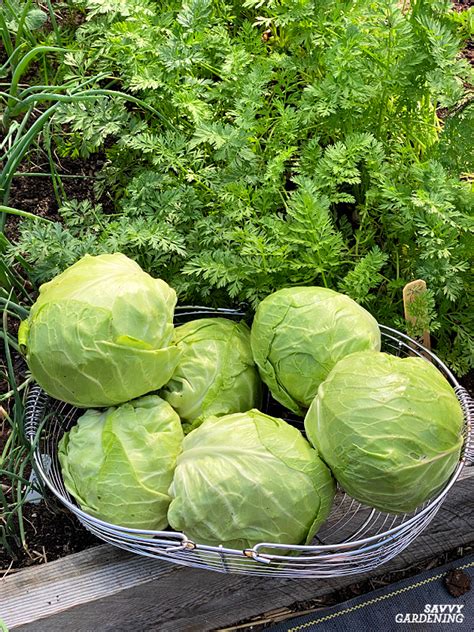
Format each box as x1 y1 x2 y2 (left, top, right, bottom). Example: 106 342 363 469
7 0 474 374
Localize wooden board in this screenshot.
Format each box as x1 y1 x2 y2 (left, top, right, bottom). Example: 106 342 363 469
402 279 431 350
0 546 179 629
2 476 473 632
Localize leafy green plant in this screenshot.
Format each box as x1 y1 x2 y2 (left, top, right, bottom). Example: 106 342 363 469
4 0 473 374
0 0 48 57
435 102 474 176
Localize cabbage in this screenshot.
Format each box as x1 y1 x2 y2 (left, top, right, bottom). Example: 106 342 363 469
58 395 183 529
304 351 464 514
161 318 262 432
18 253 180 407
250 287 380 415
167 410 335 549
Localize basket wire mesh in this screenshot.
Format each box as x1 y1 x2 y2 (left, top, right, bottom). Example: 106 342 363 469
24 307 474 578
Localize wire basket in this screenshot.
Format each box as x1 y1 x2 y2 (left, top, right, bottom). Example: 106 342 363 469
24 307 474 578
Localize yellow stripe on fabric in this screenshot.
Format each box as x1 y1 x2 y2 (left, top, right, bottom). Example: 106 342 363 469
287 560 474 632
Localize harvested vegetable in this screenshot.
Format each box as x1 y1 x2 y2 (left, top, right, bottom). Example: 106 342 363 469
59 395 183 529
305 351 464 514
161 318 262 432
251 286 380 415
18 253 180 407
168 409 335 550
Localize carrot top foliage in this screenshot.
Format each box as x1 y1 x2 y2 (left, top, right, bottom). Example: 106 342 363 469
4 0 474 374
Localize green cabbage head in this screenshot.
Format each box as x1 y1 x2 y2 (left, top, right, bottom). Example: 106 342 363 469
250 287 380 415
167 410 335 549
161 318 262 432
18 253 180 407
58 395 184 529
304 352 464 514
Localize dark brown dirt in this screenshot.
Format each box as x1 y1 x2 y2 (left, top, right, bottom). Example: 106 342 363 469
6 153 108 243
0 497 98 575
452 1 472 11
460 371 474 394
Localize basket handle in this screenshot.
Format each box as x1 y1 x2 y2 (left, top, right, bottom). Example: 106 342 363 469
23 383 49 444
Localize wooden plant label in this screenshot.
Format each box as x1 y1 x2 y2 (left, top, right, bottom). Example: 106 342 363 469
402 279 431 351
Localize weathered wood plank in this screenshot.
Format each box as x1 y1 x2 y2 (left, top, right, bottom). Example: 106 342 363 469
5 477 473 632
402 279 431 349
0 545 179 628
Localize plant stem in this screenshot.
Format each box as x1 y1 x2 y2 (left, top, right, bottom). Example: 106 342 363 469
0 205 53 222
